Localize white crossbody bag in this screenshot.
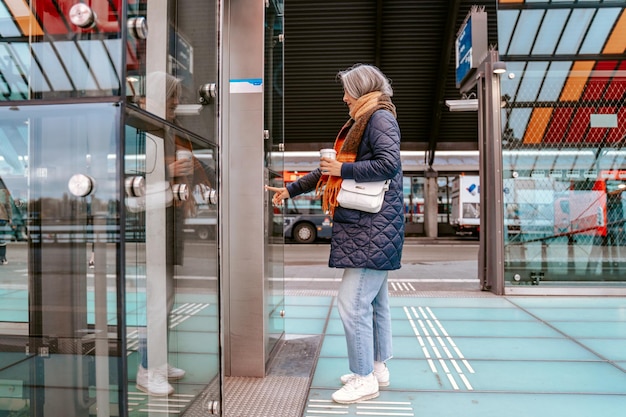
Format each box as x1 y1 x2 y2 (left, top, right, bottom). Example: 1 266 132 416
337 179 390 213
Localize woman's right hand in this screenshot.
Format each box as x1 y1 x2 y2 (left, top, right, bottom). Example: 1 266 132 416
265 185 290 206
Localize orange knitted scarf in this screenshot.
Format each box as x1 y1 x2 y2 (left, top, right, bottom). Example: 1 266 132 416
316 91 396 215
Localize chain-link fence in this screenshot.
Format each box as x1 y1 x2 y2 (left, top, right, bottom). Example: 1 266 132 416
501 62 626 285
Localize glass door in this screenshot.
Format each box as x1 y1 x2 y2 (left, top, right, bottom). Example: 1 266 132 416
265 0 285 363
0 102 124 417
124 109 219 415
0 0 222 415
124 0 221 415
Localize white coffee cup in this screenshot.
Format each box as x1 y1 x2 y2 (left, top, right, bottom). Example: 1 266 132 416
320 148 337 160
176 150 193 161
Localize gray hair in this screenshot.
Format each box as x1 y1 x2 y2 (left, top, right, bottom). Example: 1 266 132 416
337 64 393 98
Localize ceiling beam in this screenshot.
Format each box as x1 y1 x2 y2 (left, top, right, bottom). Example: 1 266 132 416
427 0 462 167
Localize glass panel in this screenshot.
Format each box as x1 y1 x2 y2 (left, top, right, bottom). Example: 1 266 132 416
124 106 219 414
0 0 222 414
507 9 544 56
0 1 21 37
265 0 285 356
517 61 549 102
538 61 571 102
0 102 123 416
501 67 626 288
127 0 219 142
497 10 519 56
532 9 569 56
579 8 620 54
555 9 594 55
0 0 124 101
123 0 221 411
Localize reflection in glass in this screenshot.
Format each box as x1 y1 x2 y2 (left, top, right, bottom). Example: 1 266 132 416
265 0 285 361
0 103 122 416
0 0 124 101
125 104 220 412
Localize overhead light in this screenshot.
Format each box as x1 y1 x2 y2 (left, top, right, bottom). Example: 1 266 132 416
492 61 507 74
445 99 478 112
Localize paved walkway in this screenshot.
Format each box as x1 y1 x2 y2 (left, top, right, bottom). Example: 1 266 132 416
284 261 626 417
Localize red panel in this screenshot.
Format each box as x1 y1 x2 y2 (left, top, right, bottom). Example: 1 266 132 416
126 40 138 71
604 61 626 101
606 107 626 144
91 0 122 33
43 0 122 34
32 0 71 35
582 61 617 101
544 107 573 144
565 107 592 143
586 127 606 144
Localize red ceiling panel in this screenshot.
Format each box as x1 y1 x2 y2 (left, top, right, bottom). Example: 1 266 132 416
582 61 617 101
544 107 573 145
33 0 122 35
604 61 626 101
606 107 626 144
31 0 70 35
565 107 593 144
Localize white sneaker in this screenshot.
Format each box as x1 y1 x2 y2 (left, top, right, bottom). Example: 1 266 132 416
340 365 390 387
136 366 174 396
166 363 186 380
332 373 379 404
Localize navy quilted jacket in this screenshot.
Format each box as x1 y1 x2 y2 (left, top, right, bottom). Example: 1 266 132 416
287 110 404 270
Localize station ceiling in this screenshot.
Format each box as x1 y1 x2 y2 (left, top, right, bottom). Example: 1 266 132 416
283 0 499 156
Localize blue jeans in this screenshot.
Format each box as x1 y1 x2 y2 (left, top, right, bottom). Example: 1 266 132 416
337 268 392 376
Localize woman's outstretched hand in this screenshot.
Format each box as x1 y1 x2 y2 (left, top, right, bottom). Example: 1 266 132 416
265 185 290 206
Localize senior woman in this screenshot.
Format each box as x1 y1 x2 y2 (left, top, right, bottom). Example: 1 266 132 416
267 63 404 404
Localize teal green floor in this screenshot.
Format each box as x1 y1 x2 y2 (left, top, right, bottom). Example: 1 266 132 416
286 295 626 417
3 289 626 416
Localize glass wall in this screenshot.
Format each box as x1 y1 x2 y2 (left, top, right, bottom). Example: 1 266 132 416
265 0 285 355
124 0 222 412
0 102 123 416
124 106 220 414
498 0 626 289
